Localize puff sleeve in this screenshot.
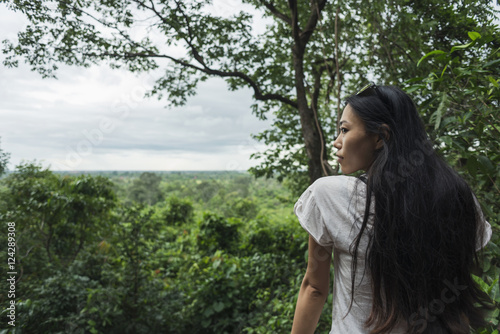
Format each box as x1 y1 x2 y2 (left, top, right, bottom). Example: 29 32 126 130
474 196 492 251
294 176 356 248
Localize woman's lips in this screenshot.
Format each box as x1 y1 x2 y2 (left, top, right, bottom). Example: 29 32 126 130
336 155 344 162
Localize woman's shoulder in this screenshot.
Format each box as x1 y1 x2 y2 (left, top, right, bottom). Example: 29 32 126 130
311 175 364 194
304 175 369 207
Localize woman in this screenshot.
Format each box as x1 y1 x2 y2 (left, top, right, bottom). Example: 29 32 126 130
291 84 492 334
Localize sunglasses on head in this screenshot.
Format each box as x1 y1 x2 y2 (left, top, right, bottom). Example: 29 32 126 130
356 82 383 99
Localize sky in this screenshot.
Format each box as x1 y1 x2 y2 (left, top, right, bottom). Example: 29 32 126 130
3 2 498 172
0 3 272 172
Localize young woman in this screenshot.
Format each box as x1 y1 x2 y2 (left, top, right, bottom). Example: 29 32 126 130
291 84 493 334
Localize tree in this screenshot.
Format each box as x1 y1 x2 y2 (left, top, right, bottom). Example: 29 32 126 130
0 138 10 176
1 163 116 268
156 195 194 225
2 0 498 186
359 1 500 84
128 172 163 205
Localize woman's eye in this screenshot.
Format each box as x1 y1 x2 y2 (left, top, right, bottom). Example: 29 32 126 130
340 127 348 134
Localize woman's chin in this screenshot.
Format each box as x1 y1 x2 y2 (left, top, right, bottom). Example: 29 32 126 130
339 166 351 174
339 166 363 175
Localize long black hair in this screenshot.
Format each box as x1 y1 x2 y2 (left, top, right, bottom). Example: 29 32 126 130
345 85 490 333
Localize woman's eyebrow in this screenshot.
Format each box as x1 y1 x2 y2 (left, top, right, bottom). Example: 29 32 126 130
339 120 349 125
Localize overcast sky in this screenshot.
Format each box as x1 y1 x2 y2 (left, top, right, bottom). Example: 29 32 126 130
0 3 272 172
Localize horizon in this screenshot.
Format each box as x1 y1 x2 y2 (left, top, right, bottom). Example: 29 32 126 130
3 168 250 174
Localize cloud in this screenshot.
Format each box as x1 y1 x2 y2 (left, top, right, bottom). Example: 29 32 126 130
0 4 274 171
0 57 270 171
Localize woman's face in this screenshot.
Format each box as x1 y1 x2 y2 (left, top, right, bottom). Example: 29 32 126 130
333 104 381 174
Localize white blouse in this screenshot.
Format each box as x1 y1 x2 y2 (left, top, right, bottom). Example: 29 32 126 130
294 175 492 334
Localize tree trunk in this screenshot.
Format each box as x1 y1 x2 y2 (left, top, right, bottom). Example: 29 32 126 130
288 0 330 185
292 47 325 184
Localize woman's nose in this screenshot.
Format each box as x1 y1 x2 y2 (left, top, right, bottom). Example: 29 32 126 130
333 136 342 149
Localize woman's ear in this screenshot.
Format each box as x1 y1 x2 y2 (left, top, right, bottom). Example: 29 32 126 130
376 124 390 150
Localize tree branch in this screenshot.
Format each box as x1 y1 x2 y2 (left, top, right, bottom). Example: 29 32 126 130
170 0 207 66
380 35 416 63
134 1 296 107
312 65 328 109
306 71 328 177
335 7 341 131
300 0 327 44
288 0 301 44
66 0 296 108
96 51 297 108
258 0 292 26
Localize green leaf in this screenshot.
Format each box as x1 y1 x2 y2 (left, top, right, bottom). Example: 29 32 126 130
440 64 448 78
439 136 453 148
405 77 425 83
487 278 498 295
213 301 225 312
472 274 489 292
488 282 500 305
483 256 491 272
203 307 214 317
477 155 495 173
433 92 447 130
417 50 446 67
468 31 481 41
483 59 500 68
489 308 500 323
486 241 500 256
406 84 425 93
466 156 478 178
451 41 475 53
488 76 499 88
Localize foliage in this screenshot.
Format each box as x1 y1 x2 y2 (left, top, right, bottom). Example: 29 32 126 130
0 166 498 333
360 0 499 84
0 169 314 333
221 196 258 221
0 163 117 332
0 162 116 267
197 212 241 254
0 138 9 177
151 195 194 226
127 172 163 205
